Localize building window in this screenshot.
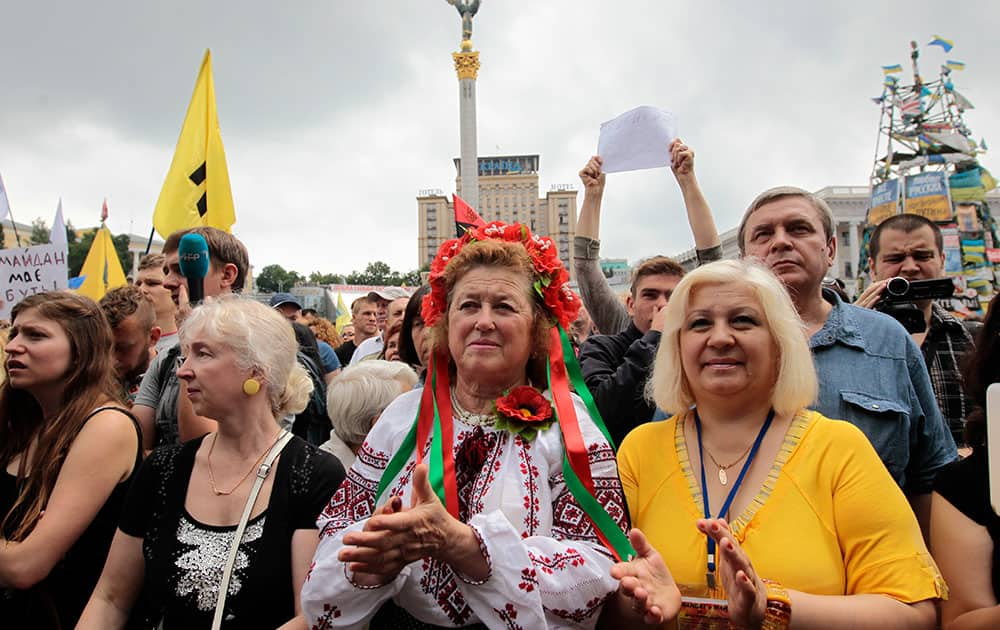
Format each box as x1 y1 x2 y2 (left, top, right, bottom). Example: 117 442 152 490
844 262 853 277
841 230 850 246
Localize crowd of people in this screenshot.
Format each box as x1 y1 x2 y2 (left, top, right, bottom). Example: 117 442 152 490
0 140 997 629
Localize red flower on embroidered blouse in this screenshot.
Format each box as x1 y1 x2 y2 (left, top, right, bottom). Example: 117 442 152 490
496 386 553 424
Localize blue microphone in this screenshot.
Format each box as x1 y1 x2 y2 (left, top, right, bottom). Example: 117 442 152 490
178 233 210 304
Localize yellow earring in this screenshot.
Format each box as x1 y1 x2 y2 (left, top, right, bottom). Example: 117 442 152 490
242 378 261 396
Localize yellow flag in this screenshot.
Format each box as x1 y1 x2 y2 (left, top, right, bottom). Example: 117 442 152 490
76 225 127 301
152 49 235 239
335 292 351 332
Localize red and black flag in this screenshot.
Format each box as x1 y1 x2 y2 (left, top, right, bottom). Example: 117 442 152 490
454 193 485 236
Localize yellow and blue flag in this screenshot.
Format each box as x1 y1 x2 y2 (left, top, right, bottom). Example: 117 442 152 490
928 36 954 52
946 60 965 71
335 292 351 333
882 64 903 75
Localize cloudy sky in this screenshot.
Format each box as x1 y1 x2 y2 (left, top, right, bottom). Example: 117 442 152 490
2 1 996 277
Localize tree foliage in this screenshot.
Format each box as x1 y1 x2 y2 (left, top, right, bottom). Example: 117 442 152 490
256 264 304 293
256 261 423 290
308 271 344 285
28 218 50 245
345 261 421 286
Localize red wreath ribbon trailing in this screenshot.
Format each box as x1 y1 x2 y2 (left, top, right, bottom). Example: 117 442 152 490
375 220 635 562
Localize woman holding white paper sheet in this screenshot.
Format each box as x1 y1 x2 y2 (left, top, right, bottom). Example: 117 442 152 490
600 260 943 629
931 293 1000 629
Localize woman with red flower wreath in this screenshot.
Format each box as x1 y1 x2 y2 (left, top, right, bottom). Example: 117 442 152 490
303 222 633 629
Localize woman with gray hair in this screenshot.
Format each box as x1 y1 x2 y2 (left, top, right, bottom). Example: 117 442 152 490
80 296 345 630
320 360 418 469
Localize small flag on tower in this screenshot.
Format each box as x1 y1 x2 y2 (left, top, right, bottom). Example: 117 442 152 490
882 64 903 75
928 36 954 52
453 193 486 236
946 60 966 71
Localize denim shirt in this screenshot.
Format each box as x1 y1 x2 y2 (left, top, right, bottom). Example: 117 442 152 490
810 289 957 495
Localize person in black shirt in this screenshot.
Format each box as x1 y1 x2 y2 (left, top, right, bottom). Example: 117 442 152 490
930 293 1000 628
80 296 344 629
0 292 141 629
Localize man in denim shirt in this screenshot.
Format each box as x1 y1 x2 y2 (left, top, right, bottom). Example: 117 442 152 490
738 186 957 535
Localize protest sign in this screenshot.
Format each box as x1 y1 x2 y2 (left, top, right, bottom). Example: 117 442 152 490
0 244 69 319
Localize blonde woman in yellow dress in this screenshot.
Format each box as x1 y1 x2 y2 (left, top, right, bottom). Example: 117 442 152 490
601 260 944 628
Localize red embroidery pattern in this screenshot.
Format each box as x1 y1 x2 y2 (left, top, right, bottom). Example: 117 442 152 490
516 436 541 534
310 602 342 630
419 558 474 625
549 594 608 622
454 427 501 522
527 548 586 575
318 467 377 538
355 441 390 469
517 566 538 592
492 602 526 630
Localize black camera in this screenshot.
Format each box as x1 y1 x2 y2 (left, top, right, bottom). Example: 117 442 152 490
876 277 956 333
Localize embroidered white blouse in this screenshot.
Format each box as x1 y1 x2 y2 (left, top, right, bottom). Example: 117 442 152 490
302 388 627 629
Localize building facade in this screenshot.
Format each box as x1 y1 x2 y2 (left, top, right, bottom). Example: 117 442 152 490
417 154 578 280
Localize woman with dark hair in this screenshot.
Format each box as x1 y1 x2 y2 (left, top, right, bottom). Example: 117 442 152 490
378 321 404 362
396 284 431 375
931 294 1000 628
0 292 141 628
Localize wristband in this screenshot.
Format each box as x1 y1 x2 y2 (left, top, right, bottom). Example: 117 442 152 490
761 579 791 630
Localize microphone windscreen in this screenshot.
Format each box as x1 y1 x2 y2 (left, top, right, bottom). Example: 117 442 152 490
178 233 210 280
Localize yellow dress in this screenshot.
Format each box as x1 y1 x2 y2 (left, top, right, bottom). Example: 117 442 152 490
618 409 946 602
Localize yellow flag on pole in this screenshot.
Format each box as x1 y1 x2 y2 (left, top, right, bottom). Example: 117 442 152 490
76 225 127 301
152 49 235 239
335 292 351 332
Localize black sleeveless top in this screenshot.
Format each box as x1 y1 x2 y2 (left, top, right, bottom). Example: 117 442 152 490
0 406 142 629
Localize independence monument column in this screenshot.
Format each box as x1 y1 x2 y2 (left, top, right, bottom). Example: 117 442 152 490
447 0 482 212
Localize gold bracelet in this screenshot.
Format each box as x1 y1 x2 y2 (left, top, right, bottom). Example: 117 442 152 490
761 579 791 630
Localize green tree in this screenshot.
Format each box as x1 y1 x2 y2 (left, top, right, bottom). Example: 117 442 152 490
67 229 132 277
257 264 303 292
308 271 344 285
346 261 395 285
28 218 49 245
400 269 422 286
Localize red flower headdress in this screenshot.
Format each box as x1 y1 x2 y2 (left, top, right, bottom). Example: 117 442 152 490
378 221 634 561
421 221 580 330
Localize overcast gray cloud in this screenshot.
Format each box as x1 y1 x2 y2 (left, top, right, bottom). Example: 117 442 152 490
1 0 997 277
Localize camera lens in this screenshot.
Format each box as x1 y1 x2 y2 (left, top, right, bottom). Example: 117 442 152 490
886 277 909 297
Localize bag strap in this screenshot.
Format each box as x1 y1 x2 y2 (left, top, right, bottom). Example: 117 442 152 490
211 430 294 630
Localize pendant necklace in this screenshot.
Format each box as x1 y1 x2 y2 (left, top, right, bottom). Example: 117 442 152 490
703 442 754 486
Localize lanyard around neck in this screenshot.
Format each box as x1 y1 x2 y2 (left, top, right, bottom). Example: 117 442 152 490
694 407 775 584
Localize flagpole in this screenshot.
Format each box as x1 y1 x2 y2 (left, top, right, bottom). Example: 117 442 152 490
144 226 155 255
10 219 23 248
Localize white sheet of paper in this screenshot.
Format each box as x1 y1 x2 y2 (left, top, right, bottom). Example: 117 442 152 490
597 106 678 173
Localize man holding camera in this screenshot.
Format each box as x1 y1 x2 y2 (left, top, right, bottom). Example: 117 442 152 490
856 213 981 448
